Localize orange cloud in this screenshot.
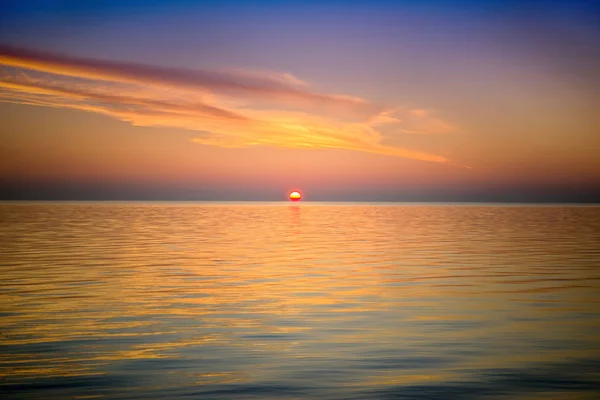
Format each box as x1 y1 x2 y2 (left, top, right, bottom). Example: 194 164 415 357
0 44 456 164
0 44 374 117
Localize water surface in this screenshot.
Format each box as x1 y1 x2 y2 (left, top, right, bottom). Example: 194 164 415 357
1 203 600 399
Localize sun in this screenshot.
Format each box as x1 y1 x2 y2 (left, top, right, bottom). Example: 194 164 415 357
289 191 302 201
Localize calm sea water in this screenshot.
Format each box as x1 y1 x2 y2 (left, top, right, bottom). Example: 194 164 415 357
1 203 600 399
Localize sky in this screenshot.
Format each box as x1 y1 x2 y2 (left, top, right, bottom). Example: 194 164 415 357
1 0 599 201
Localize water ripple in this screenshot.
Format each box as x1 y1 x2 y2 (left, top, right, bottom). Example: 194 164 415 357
1 203 600 399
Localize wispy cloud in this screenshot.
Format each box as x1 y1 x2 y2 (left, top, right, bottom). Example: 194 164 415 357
0 44 456 164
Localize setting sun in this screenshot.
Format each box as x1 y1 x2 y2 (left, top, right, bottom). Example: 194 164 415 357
289 191 302 201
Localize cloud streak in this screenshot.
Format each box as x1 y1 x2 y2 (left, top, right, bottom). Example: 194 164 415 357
0 44 373 116
0 44 455 164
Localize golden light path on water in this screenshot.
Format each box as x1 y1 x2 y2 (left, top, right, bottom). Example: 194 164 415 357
1 203 599 399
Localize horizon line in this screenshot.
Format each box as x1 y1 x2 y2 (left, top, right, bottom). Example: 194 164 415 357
1 200 599 206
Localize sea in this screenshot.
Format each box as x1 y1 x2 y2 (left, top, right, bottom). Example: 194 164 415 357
1 202 599 399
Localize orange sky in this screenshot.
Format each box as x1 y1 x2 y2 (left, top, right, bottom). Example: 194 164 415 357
1 1 599 201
